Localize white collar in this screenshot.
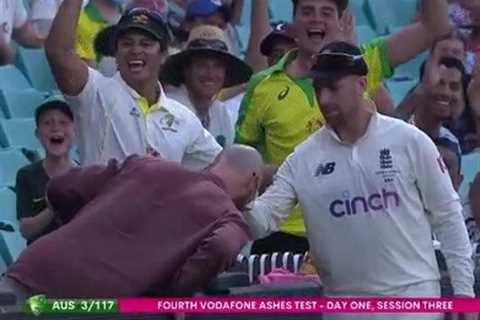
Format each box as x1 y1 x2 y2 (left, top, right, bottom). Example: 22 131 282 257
114 72 171 112
324 111 379 145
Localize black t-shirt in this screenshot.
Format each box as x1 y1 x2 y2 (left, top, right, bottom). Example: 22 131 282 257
15 161 60 245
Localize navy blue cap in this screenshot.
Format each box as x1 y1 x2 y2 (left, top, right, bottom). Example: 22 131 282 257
186 0 229 20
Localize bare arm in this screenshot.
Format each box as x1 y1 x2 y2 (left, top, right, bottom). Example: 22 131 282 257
387 0 450 68
0 32 15 65
45 0 88 96
244 0 269 72
229 0 245 26
19 208 56 241
373 84 395 115
394 85 424 120
12 22 44 48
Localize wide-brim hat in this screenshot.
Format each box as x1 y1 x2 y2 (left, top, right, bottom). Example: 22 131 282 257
161 25 252 87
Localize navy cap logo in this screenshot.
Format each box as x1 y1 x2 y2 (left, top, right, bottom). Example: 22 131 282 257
132 14 149 25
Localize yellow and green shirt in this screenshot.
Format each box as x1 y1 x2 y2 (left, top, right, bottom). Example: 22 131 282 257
75 3 111 62
235 37 394 236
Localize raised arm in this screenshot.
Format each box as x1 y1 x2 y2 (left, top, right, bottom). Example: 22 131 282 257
45 0 89 96
244 0 270 72
386 0 450 68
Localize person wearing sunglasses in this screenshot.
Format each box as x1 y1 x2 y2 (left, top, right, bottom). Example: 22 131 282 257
236 0 452 255
244 41 475 319
45 2 222 168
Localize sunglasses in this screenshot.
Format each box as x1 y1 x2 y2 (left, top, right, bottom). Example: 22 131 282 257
314 52 364 69
188 38 229 52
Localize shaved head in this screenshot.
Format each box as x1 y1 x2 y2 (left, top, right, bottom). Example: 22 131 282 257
218 145 263 176
209 145 264 210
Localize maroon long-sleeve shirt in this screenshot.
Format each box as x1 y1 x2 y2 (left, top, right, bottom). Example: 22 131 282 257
7 155 250 298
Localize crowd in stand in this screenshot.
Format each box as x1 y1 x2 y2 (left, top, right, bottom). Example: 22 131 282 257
1 0 480 319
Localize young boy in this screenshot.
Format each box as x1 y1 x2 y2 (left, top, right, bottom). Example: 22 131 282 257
15 100 76 245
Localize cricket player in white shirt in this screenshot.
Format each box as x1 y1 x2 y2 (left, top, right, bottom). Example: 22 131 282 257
245 41 476 320
45 1 222 167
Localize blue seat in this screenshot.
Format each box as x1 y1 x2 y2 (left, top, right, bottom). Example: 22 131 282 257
350 0 370 26
394 51 428 80
240 0 253 26
0 149 30 188
459 152 480 198
0 118 40 151
356 25 377 45
235 25 250 54
366 0 419 34
0 188 17 224
0 224 26 265
386 80 417 106
0 65 31 91
0 89 45 119
15 47 58 92
269 0 293 23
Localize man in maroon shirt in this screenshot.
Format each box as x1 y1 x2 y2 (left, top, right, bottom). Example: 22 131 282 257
2 145 263 300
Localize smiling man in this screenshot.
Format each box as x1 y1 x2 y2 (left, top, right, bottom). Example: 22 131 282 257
236 0 452 254
162 25 252 147
412 57 466 149
45 1 222 167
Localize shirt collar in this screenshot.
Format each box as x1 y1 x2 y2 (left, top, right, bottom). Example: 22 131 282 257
325 111 379 145
84 2 109 23
115 72 170 114
270 49 299 74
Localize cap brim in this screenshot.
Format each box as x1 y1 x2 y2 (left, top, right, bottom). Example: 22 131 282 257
115 24 165 42
161 48 252 87
260 33 294 56
310 70 356 82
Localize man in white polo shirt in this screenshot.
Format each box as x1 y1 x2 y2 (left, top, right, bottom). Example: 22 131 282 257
45 1 222 167
245 42 475 320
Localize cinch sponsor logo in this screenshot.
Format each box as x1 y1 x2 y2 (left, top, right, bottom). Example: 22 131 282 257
329 189 400 218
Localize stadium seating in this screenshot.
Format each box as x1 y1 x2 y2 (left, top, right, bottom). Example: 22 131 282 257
0 149 30 188
356 25 377 45
269 0 293 23
459 152 480 198
0 65 32 92
15 48 58 93
365 0 418 34
350 0 369 26
0 222 26 266
0 118 40 151
0 188 17 225
0 89 45 119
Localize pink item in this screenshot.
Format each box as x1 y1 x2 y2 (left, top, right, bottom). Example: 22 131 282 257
258 268 321 285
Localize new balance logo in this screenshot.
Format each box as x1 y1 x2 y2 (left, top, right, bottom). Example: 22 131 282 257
315 162 336 177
